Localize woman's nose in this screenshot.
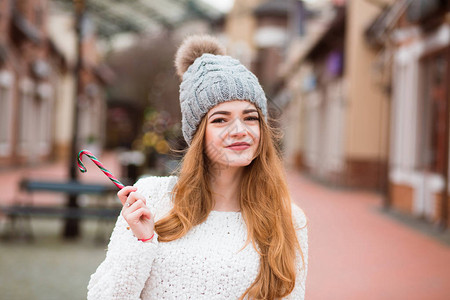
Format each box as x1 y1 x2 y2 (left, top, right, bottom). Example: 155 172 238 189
229 119 247 137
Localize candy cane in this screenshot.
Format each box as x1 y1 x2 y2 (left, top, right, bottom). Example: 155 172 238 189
77 150 125 189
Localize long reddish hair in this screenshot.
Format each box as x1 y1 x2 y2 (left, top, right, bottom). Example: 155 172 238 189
155 106 305 299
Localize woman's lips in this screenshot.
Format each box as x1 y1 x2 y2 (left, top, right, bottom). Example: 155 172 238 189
227 145 250 151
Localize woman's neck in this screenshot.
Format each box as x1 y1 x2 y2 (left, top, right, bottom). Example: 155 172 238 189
208 165 243 212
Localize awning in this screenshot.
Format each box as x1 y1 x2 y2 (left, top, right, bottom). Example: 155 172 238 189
364 0 410 48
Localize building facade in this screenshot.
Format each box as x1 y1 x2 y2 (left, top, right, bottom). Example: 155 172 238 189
280 0 392 191
0 0 64 167
366 0 450 226
0 0 107 168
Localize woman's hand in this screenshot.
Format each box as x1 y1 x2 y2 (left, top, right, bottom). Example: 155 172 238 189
118 186 155 241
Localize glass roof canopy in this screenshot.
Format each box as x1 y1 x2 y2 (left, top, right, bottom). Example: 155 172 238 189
53 0 222 38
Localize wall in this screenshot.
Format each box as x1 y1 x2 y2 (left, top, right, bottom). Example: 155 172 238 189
344 0 390 160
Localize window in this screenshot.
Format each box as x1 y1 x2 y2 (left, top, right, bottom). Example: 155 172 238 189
79 84 102 147
419 50 447 174
36 83 53 155
0 70 13 156
19 80 54 158
18 78 34 156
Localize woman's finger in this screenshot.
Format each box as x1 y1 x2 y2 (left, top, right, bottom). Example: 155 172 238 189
124 192 146 207
127 207 153 222
122 199 144 219
140 209 153 220
117 186 138 205
125 199 146 213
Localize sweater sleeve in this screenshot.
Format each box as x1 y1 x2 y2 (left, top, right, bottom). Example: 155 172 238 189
87 176 175 300
285 203 309 300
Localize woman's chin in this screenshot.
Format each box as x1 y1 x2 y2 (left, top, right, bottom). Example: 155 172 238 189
219 157 254 168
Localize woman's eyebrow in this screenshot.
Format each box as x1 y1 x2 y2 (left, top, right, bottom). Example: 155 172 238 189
209 109 258 119
209 111 230 119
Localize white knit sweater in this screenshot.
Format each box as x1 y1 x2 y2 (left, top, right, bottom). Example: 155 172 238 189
87 176 308 299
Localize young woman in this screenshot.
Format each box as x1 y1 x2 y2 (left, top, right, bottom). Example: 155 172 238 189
87 35 308 300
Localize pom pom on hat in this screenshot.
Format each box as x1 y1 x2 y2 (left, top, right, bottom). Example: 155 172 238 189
174 35 226 80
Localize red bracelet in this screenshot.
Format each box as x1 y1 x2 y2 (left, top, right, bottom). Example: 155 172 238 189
138 232 155 242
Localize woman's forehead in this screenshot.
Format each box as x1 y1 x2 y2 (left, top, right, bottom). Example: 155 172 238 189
208 100 257 115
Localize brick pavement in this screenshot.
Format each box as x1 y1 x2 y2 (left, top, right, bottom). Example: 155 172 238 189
2 155 450 299
287 169 450 300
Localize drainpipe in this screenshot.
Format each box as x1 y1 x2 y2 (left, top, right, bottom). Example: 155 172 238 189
382 87 391 211
439 15 450 231
381 20 395 212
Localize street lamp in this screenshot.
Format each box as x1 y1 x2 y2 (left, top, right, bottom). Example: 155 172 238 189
63 0 85 238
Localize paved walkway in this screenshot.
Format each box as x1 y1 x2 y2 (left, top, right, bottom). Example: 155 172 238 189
0 152 125 300
1 155 450 299
287 170 450 300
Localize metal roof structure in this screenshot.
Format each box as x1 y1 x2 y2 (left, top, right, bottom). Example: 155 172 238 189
52 0 223 38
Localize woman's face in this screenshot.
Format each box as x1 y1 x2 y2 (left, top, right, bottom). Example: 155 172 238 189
204 100 260 170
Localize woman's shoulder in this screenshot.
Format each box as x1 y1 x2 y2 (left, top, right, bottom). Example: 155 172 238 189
291 202 307 229
133 175 178 195
133 175 178 220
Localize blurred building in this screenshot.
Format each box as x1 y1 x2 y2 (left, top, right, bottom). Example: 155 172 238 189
0 0 108 169
366 0 450 226
225 0 264 68
279 0 392 191
225 0 290 118
253 0 290 97
48 9 110 161
0 0 64 167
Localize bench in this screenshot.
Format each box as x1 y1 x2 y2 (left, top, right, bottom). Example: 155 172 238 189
0 179 122 242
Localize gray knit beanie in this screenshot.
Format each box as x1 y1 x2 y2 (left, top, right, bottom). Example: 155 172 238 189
175 35 268 145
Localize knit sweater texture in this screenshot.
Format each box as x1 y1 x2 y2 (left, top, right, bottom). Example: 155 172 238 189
87 176 308 299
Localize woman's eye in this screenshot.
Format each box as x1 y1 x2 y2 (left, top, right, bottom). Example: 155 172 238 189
246 116 259 121
212 116 259 123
